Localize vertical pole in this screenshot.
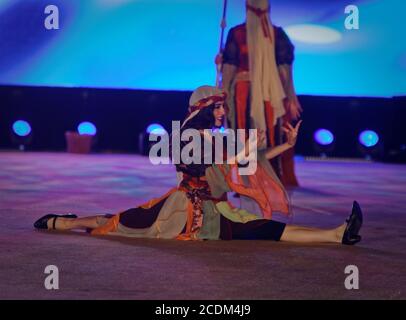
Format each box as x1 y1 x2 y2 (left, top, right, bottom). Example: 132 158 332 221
215 0 228 88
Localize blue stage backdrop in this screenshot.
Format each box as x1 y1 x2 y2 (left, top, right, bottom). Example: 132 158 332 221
0 0 404 97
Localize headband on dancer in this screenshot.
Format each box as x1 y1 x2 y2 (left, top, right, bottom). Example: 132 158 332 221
182 85 226 128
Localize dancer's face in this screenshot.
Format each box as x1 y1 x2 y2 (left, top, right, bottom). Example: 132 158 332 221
213 102 225 126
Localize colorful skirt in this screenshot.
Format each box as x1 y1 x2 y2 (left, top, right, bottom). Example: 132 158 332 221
90 162 289 241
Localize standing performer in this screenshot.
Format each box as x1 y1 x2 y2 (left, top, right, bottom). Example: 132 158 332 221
220 0 302 187
33 86 362 245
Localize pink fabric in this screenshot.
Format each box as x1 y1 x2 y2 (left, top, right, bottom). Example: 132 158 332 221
220 163 289 219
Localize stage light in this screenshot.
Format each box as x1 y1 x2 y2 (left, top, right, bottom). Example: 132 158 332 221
359 130 379 148
357 130 382 160
77 122 97 135
138 124 168 155
12 120 31 137
285 24 342 44
146 123 167 136
11 120 32 151
314 129 334 146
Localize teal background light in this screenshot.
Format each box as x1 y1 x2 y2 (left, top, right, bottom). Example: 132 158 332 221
0 0 404 97
78 122 97 136
359 130 379 147
12 120 31 137
314 129 335 146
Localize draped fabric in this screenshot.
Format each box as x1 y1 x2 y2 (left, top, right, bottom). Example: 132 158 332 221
246 0 286 132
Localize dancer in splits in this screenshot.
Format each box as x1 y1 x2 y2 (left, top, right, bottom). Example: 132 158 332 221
34 86 363 245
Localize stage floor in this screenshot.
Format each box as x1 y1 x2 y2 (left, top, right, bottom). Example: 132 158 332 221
0 151 405 299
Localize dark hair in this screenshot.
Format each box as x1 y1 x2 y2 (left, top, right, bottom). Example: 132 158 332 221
181 104 217 131
173 104 218 177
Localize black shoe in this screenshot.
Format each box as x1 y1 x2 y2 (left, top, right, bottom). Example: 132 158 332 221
342 201 363 245
343 234 362 245
34 214 77 230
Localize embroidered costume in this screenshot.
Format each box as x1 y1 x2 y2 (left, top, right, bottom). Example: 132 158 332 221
90 86 290 241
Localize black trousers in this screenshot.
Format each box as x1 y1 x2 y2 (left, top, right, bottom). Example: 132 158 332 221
220 216 286 241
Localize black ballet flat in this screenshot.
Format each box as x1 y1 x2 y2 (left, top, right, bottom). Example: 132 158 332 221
342 201 363 245
34 213 77 230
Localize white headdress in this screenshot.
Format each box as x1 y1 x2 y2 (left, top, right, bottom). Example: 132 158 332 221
181 85 226 128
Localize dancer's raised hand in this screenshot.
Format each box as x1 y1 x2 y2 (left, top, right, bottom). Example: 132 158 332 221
283 120 302 146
